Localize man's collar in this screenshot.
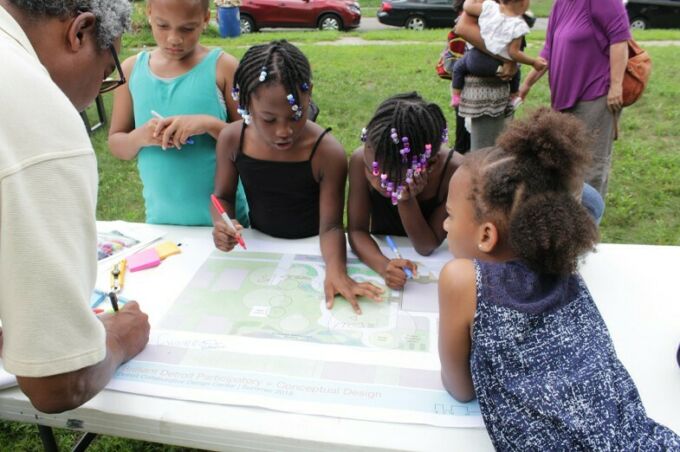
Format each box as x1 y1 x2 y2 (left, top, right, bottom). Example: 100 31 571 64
0 4 40 61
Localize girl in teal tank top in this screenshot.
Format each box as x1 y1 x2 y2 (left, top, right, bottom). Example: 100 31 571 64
108 0 248 226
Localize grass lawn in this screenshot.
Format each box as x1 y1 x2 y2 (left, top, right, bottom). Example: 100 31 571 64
124 25 680 49
361 0 385 8
529 0 553 17
1 29 679 450
101 37 680 245
363 6 378 17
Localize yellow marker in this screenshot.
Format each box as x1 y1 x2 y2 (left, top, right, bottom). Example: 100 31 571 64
118 259 127 291
110 263 120 291
110 259 127 293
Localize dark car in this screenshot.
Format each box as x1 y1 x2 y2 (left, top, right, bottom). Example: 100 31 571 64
239 0 361 33
377 0 455 30
625 0 680 29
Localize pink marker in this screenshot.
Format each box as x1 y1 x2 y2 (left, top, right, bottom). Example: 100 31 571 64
210 194 247 250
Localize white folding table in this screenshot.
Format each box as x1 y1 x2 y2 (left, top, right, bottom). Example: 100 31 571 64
0 222 677 451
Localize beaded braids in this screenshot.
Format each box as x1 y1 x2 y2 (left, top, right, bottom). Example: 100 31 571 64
362 92 448 205
231 40 312 125
463 108 598 276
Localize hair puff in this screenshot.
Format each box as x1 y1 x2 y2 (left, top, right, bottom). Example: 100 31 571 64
496 107 591 192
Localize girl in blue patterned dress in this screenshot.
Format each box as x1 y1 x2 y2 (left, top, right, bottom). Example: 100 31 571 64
438 108 680 450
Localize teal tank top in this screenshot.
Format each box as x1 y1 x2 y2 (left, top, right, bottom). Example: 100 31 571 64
130 49 249 226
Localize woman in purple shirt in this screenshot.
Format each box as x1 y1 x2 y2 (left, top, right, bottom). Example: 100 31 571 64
519 0 631 198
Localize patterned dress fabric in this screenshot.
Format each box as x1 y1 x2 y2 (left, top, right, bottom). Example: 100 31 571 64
470 260 680 450
458 76 510 119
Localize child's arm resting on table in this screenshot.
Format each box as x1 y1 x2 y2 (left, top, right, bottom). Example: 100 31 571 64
212 124 243 252
438 259 477 402
347 150 416 291
318 139 384 314
507 38 548 70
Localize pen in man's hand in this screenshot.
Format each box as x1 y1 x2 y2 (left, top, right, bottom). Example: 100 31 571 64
109 291 119 312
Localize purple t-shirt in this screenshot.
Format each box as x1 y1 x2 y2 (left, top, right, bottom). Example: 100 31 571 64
540 0 631 111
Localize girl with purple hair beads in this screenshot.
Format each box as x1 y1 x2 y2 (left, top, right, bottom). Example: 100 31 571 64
348 92 462 290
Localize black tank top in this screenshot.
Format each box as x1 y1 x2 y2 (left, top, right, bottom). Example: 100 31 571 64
369 149 455 236
235 124 331 239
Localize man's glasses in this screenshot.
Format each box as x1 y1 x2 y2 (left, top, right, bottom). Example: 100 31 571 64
99 45 126 94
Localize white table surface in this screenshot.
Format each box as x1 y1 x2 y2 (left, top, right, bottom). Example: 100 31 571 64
0 222 678 451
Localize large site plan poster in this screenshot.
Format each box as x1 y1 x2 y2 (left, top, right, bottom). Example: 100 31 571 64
107 239 482 428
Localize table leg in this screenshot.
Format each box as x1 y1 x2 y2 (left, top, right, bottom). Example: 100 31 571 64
37 424 58 452
37 424 98 452
72 432 98 452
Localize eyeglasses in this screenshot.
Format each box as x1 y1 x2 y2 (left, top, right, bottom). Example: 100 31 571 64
99 45 126 94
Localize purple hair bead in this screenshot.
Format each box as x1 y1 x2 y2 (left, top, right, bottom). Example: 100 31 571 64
405 169 414 185
390 128 399 144
380 173 388 188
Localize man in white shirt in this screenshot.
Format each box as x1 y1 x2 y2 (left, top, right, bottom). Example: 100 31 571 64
0 0 150 413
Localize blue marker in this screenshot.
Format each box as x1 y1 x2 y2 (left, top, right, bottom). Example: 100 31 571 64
150 110 195 145
385 235 413 279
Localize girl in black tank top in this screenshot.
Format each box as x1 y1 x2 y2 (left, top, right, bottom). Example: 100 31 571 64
347 92 462 291
235 122 330 239
212 40 383 314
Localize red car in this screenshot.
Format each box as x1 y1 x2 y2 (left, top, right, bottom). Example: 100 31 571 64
239 0 361 33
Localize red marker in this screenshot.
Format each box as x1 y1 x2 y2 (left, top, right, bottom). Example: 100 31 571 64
210 194 247 250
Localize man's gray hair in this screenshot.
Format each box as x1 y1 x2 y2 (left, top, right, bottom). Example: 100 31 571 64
8 0 132 49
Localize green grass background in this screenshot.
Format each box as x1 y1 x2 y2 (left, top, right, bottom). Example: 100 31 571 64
106 33 680 245
2 10 679 451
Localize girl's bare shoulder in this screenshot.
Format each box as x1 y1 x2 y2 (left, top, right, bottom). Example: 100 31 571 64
216 50 239 81
348 146 369 180
120 53 139 77
308 122 345 161
439 258 477 315
350 145 365 158
217 120 245 160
